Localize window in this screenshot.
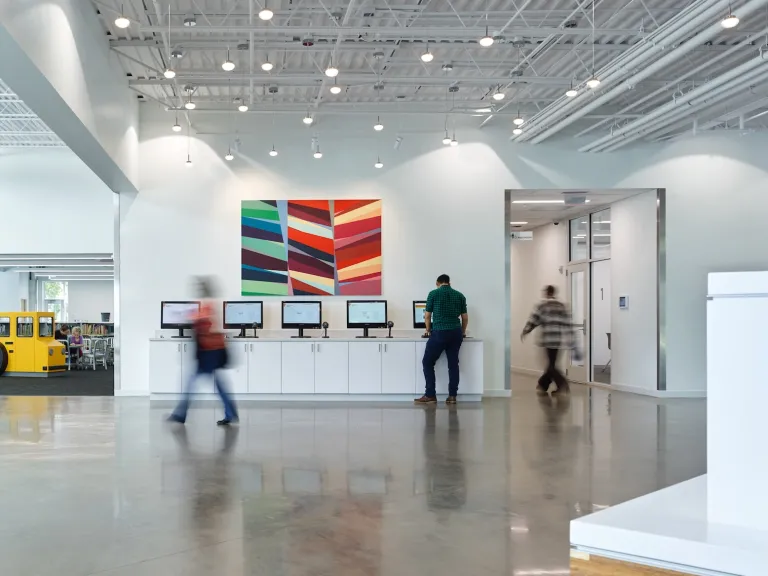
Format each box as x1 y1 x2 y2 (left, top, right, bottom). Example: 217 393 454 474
0 317 10 338
43 281 68 322
569 215 589 261
17 316 33 338
591 209 611 260
38 316 53 338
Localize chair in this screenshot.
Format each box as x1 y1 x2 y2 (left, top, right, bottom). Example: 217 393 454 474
82 337 108 370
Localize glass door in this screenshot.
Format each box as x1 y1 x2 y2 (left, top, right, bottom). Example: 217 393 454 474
567 263 590 383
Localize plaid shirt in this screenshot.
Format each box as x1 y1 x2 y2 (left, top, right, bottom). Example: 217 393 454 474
523 299 574 349
426 285 467 331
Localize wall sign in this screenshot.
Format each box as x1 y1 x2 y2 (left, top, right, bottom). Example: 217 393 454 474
618 295 629 309
241 200 382 296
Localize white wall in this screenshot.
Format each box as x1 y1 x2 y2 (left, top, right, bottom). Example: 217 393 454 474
0 148 114 253
0 1 138 188
67 281 114 322
119 104 768 395
510 224 567 373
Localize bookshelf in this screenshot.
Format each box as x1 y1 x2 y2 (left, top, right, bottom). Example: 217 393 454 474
55 322 114 336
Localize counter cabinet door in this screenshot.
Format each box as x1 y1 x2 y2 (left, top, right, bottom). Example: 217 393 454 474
248 342 282 394
348 342 382 394
280 342 315 393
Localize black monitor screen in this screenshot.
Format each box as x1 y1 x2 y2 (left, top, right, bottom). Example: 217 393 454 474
161 301 200 328
281 301 322 328
347 300 387 328
223 301 263 328
413 301 427 329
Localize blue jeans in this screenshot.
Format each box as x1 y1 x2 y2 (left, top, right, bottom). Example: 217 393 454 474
172 349 238 422
422 328 464 397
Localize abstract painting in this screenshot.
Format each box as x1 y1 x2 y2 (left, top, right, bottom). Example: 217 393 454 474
241 200 382 296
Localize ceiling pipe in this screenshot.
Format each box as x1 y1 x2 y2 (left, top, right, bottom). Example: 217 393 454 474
592 61 768 151
574 28 768 138
511 0 725 133
521 0 768 144
664 94 768 140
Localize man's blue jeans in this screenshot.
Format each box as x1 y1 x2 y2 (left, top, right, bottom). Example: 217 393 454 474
172 349 238 422
422 328 464 397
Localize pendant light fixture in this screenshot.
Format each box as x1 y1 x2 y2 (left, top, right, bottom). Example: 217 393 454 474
374 157 383 169
721 4 740 28
565 79 578 98
513 127 523 136
442 132 452 145
325 64 339 77
163 8 175 79
314 148 323 159
303 113 314 125
185 155 193 167
262 58 274 72
330 78 342 94
421 42 434 63
259 1 274 20
185 121 193 167
269 145 278 157
225 149 234 161
164 68 176 79
172 111 182 132
374 116 384 131
492 89 505 101
184 93 196 110
238 100 249 112
513 111 524 126
450 129 458 147
479 8 493 46
587 1 600 89
222 48 235 71
115 4 130 28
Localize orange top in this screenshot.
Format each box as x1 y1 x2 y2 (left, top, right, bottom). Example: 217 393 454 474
194 301 225 351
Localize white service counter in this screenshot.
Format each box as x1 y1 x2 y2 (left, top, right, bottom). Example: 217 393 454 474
148 337 484 400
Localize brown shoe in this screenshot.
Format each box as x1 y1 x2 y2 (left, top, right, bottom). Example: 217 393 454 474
445 396 457 405
414 395 437 404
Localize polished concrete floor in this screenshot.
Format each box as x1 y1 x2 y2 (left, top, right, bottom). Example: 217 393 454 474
0 378 706 576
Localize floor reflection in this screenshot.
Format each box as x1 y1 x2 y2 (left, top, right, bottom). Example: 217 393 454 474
0 378 705 576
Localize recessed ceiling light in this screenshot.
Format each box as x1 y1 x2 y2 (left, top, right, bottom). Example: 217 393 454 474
303 114 314 125
513 127 523 135
721 12 739 28
163 68 176 79
259 7 274 20
238 103 249 112
325 65 339 77
586 77 601 89
261 61 274 72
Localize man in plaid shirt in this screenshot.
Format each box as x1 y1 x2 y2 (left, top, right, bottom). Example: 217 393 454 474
521 285 573 395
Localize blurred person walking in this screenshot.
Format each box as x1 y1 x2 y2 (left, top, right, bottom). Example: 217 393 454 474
521 285 573 396
169 277 238 426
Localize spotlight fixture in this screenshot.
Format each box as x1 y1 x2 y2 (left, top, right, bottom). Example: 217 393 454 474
261 60 274 72
238 103 249 112
172 120 182 132
442 132 452 145
225 150 234 161
269 146 278 157
259 3 274 20
479 26 494 47
314 149 323 159
185 155 193 167
114 6 130 29
303 114 314 125
721 10 739 28
513 127 523 135
374 157 383 169
421 43 434 63
586 76 601 89
330 79 341 94
492 90 505 101
374 116 384 131
164 67 176 79
513 113 524 126
325 65 339 77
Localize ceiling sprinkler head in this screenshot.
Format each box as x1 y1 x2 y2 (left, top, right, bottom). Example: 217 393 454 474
442 62 454 72
171 48 184 59
373 51 385 60
302 35 315 47
183 13 197 27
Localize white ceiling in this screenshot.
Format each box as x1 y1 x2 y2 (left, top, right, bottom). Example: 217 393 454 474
508 188 649 229
92 0 768 148
0 79 64 148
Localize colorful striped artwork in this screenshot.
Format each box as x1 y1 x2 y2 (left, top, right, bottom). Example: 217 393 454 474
241 200 382 296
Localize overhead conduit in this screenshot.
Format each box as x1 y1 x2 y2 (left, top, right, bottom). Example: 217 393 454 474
516 0 768 144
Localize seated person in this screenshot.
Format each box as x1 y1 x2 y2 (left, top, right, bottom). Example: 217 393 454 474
69 327 84 358
55 325 70 344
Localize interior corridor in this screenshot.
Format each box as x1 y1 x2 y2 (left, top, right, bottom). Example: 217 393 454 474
0 379 705 575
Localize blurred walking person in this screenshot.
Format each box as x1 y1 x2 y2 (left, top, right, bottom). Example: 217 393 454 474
521 285 573 396
168 277 238 426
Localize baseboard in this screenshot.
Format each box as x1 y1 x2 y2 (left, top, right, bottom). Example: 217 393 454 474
511 366 540 377
483 390 512 397
115 389 149 397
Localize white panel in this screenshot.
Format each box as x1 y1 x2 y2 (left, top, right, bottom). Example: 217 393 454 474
223 341 248 394
314 341 349 393
381 341 416 394
148 341 181 393
280 342 315 393
180 341 202 392
248 341 282 393
67 281 114 322
349 342 382 394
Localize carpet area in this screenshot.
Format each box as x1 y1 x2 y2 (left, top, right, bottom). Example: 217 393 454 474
0 368 114 396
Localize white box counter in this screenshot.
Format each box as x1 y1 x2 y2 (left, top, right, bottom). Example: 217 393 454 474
149 337 484 400
569 271 768 575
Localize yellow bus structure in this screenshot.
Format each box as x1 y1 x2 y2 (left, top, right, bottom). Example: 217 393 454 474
0 312 67 377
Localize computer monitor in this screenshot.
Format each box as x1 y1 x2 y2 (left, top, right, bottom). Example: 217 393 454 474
223 301 263 337
281 301 322 338
161 301 200 338
413 301 427 330
346 300 387 338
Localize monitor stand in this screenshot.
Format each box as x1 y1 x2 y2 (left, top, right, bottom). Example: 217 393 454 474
235 327 248 338
172 328 187 338
356 327 377 339
292 327 311 338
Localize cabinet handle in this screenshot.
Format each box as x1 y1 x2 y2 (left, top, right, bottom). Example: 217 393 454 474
378 344 381 352
311 343 315 352
250 344 253 352
178 344 181 352
317 343 320 352
384 344 387 353
183 343 187 352
245 343 248 352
